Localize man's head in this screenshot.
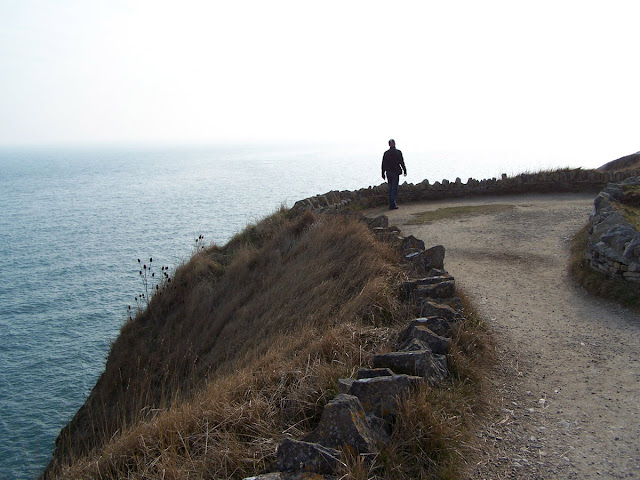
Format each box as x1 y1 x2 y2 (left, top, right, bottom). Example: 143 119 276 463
388 139 396 147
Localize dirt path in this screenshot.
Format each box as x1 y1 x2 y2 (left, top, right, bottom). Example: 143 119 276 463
369 192 640 479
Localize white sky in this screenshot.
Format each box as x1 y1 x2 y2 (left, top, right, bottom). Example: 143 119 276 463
1 0 638 166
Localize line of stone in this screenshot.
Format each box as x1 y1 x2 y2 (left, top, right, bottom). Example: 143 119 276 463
585 176 640 282
243 215 466 480
291 169 640 215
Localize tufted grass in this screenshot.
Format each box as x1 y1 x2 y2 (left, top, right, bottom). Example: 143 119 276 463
46 210 409 479
343 289 495 480
46 210 495 480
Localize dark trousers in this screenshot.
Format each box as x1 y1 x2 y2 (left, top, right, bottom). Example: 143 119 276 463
386 171 400 208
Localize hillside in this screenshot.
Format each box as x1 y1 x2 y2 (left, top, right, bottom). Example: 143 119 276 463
42 210 408 477
597 151 640 172
42 207 493 479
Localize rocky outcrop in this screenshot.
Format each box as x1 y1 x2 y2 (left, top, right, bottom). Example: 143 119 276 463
291 169 640 215
244 217 467 479
585 177 640 283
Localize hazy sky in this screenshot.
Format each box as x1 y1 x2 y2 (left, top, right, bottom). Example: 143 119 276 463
1 0 638 165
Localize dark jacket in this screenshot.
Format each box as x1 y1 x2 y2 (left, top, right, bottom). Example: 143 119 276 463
382 147 407 176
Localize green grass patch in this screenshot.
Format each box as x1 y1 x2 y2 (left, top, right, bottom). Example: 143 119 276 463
407 204 516 225
569 223 640 310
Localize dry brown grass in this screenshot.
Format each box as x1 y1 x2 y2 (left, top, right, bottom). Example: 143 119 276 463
361 289 495 480
47 210 494 480
46 210 409 479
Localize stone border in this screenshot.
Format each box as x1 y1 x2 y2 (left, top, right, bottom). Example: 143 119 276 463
291 169 640 214
243 215 468 480
585 177 640 282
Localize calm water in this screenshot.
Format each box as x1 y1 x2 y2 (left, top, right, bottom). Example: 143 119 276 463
0 143 574 479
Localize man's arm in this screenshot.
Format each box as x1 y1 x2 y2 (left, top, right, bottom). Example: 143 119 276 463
399 151 407 176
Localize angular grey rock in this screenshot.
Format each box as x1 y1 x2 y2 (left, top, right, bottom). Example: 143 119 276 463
342 374 421 419
398 325 451 354
406 245 446 272
600 225 637 254
304 394 380 454
373 350 448 385
398 337 431 352
601 183 625 202
402 275 455 297
356 368 395 379
276 438 342 475
337 378 356 394
366 215 389 229
400 235 426 254
402 317 452 337
414 280 456 299
243 474 285 480
419 300 463 322
624 236 640 261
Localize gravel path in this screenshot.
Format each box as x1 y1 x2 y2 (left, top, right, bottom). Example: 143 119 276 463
370 192 640 479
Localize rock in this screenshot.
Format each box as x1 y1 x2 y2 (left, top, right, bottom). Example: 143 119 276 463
587 180 640 281
398 337 431 352
366 215 389 229
406 245 446 272
356 368 395 379
373 350 448 385
402 317 452 337
624 236 640 261
276 439 342 475
419 300 463 322
398 325 451 354
402 275 455 297
337 378 356 394
340 374 422 420
600 225 637 255
304 394 380 454
400 235 426 255
414 280 456 299
243 474 286 480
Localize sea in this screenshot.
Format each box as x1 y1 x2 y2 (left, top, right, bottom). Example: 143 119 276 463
0 142 582 479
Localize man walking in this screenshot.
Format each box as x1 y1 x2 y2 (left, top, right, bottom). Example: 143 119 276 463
381 139 407 210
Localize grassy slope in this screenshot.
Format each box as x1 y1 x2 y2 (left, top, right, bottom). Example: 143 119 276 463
597 151 640 173
46 210 406 478
46 210 493 480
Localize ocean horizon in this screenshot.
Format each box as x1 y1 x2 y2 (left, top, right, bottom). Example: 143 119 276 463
0 142 599 479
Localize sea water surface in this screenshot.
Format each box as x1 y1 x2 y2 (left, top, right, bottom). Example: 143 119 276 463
0 143 574 479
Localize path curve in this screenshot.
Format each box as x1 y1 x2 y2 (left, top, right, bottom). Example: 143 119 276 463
371 192 640 479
